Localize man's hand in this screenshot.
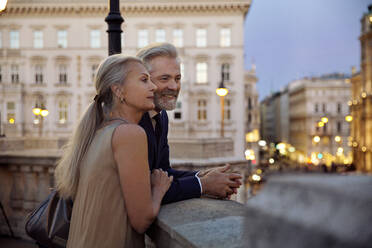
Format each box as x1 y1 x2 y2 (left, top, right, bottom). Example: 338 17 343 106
199 164 242 199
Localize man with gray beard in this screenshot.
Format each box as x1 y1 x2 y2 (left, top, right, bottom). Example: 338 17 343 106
137 43 241 204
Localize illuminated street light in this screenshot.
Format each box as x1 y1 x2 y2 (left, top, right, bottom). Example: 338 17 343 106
318 121 324 127
321 117 328 123
0 0 8 12
32 104 48 136
335 136 341 142
313 136 320 143
216 80 228 137
345 115 353 122
361 92 367 98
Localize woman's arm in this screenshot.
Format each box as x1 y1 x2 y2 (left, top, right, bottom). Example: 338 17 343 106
112 124 171 233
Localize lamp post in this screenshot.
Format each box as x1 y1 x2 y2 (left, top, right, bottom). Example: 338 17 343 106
32 104 49 137
105 0 124 56
216 80 228 137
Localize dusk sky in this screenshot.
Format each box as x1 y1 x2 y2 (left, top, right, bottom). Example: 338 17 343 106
244 0 371 100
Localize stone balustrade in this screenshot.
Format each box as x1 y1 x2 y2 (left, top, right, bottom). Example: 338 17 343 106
148 174 372 248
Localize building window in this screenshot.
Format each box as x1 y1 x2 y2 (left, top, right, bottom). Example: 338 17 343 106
155 29 166 43
90 30 101 48
196 62 207 84
0 31 2 48
225 99 231 120
315 103 319 113
11 64 19 83
121 32 125 48
221 63 230 81
173 29 183 47
0 65 2 83
174 101 182 120
248 97 252 110
197 99 207 120
33 30 43 49
337 102 342 114
7 102 15 124
337 121 342 133
58 100 68 124
57 30 67 48
91 64 98 83
10 30 20 49
220 28 231 47
35 65 43 84
322 103 326 113
180 63 185 82
138 29 148 48
196 28 207 47
58 65 67 84
248 113 252 123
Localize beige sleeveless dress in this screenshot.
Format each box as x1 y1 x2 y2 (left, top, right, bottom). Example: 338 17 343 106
67 121 145 248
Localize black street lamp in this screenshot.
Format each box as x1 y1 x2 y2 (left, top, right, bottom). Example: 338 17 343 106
105 0 124 56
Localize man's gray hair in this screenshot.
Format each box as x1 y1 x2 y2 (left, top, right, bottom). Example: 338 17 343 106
136 42 179 71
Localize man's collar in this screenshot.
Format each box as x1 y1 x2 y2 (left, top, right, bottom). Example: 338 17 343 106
149 110 161 119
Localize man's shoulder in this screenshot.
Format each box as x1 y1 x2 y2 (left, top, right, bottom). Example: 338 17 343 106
161 110 169 121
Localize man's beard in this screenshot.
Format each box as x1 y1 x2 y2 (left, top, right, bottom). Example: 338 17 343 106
154 90 179 110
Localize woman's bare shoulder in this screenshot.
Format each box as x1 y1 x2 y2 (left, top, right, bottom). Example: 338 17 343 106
112 123 147 147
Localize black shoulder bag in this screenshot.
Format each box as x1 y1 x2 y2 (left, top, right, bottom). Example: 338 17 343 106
25 190 72 248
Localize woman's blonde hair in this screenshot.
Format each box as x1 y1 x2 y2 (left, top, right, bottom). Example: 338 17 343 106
55 54 143 199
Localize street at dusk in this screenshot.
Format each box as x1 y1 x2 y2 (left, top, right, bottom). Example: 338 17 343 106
0 1 371 248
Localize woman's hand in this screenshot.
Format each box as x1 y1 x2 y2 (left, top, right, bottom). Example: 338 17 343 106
151 169 173 197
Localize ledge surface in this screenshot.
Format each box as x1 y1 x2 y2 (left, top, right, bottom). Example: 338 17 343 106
148 174 372 248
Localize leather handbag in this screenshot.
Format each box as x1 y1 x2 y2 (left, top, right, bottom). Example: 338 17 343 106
25 190 72 248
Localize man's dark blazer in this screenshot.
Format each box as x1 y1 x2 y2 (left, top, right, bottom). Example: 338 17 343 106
139 110 201 204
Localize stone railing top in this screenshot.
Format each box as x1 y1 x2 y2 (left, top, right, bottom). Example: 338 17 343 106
149 174 372 248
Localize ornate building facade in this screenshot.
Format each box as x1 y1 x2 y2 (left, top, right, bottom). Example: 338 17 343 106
350 5 372 172
288 74 351 165
0 0 255 158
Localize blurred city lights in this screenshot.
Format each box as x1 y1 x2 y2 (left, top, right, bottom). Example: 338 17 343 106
361 92 367 98
337 147 343 154
8 118 15 124
318 121 324 127
321 117 328 123
269 158 275 164
317 153 323 159
345 115 353 122
256 169 262 174
252 174 261 182
245 149 255 160
276 143 285 150
347 100 352 106
362 146 367 152
288 147 296 152
258 140 267 147
335 136 341 142
313 136 320 143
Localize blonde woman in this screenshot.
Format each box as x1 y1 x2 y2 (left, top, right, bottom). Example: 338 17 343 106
54 55 172 247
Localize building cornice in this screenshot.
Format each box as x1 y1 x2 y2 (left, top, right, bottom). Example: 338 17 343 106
1 1 251 16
